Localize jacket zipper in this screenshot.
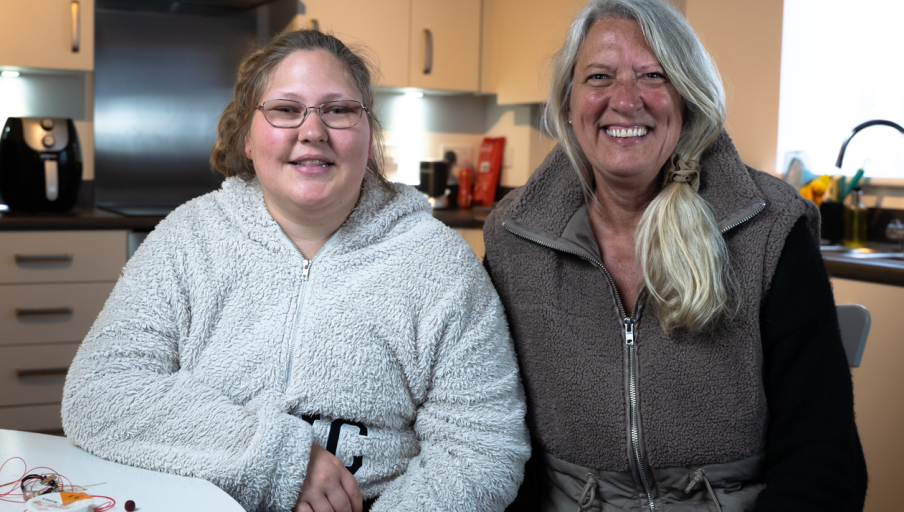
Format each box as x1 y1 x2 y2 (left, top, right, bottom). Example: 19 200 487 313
503 201 766 511
284 257 312 390
277 230 338 392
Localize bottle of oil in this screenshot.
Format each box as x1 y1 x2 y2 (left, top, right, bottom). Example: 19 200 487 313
843 187 867 247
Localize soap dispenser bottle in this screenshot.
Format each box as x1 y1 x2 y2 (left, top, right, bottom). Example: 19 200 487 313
843 186 867 247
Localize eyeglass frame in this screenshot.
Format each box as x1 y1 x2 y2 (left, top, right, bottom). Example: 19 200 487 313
255 99 369 130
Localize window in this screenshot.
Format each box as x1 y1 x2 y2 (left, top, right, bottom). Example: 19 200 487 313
777 0 904 181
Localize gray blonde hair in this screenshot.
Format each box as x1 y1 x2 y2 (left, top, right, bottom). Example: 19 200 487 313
212 30 387 184
545 0 734 333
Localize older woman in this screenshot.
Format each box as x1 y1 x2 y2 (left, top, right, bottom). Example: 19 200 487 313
483 0 867 510
63 30 529 512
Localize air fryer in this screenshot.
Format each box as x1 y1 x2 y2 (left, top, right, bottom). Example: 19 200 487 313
0 117 82 213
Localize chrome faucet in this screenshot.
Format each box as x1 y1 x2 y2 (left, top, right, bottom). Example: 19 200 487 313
835 119 904 249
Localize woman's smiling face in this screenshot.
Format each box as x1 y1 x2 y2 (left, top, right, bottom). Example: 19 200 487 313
244 49 371 219
569 18 683 188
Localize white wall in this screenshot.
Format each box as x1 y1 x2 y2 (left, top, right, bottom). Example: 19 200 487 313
685 0 784 174
376 91 554 188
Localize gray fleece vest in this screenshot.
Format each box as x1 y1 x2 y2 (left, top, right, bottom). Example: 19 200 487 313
484 132 818 483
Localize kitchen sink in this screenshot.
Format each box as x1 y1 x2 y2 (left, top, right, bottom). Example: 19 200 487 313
820 245 904 261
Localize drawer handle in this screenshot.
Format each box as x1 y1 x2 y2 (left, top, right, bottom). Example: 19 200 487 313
16 307 74 319
17 367 69 379
15 254 74 265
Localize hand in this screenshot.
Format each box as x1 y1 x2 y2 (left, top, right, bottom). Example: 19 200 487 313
294 443 363 512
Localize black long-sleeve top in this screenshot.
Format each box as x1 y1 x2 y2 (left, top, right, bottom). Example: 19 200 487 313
755 216 867 511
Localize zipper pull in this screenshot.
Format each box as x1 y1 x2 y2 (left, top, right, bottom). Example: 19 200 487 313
302 258 311 280
624 318 635 346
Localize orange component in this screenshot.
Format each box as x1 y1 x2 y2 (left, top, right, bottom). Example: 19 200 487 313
60 492 92 505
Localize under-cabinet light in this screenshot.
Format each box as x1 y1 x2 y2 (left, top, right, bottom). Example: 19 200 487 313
1 71 20 78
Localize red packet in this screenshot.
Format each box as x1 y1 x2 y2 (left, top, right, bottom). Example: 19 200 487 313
473 137 505 207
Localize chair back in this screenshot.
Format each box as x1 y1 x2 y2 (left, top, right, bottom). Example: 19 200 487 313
836 304 870 367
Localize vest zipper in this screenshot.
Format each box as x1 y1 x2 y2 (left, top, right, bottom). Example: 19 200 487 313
625 317 655 512
503 222 656 509
720 202 766 234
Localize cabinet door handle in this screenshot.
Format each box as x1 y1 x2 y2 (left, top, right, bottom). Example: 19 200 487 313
71 1 80 53
423 29 433 75
15 254 74 265
309 19 320 32
17 367 69 380
16 307 74 319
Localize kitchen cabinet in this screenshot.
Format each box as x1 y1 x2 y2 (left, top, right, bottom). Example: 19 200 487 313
831 278 904 512
0 0 95 71
407 0 481 91
0 230 126 433
291 0 480 91
454 228 485 260
481 0 587 104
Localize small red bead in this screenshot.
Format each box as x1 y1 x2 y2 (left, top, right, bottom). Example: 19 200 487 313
124 500 136 511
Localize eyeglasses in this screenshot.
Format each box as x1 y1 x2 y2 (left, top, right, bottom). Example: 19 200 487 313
256 99 368 129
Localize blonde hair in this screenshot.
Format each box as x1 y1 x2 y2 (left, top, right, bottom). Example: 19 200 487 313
211 30 386 184
545 0 734 333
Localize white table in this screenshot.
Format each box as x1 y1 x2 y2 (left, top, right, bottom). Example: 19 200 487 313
0 430 244 511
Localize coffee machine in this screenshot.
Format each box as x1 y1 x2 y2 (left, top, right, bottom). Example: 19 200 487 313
418 159 450 209
0 117 82 212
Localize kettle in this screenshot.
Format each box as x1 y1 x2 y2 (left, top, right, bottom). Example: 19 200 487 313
418 159 450 209
0 117 82 213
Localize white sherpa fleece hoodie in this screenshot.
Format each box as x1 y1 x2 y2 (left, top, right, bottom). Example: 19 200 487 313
62 174 530 512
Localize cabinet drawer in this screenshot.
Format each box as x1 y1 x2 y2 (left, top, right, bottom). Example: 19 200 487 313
0 282 115 346
0 403 63 433
0 231 127 284
0 343 80 407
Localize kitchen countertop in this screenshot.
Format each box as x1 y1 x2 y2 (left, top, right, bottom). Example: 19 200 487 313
6 208 902 287
0 206 492 232
0 208 163 231
822 250 904 287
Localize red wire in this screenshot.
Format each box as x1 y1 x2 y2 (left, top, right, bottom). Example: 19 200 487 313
1 457 116 509
92 494 116 511
0 457 27 502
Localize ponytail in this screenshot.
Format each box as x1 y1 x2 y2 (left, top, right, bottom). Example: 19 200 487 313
635 158 735 333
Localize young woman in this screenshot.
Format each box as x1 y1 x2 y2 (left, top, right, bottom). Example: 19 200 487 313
63 30 529 512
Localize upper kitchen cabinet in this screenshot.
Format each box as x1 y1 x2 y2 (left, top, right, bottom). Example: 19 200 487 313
0 0 95 71
290 0 480 92
408 0 481 92
289 0 410 88
481 0 586 104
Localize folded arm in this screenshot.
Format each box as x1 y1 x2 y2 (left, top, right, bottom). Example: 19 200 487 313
62 228 312 512
373 247 531 512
